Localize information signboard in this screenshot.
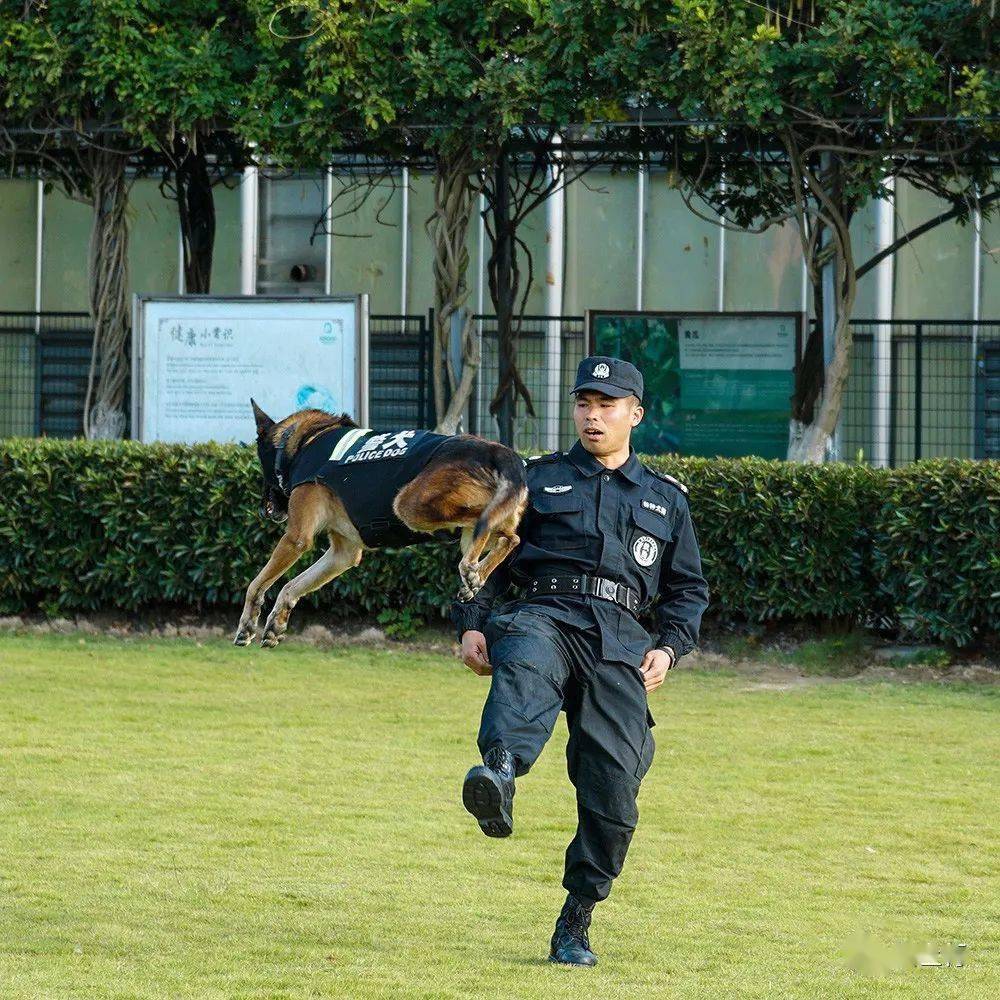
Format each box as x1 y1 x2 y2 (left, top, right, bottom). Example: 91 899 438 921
132 295 368 443
587 310 802 459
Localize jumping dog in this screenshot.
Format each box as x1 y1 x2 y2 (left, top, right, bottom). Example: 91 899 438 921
235 400 528 648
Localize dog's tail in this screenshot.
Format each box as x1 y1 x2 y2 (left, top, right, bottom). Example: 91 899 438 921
471 445 528 545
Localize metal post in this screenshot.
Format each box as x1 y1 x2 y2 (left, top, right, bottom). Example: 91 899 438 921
873 180 895 467
240 164 259 295
717 176 726 312
324 167 334 295
971 190 982 451
545 134 565 451
636 159 647 311
474 188 486 435
34 178 44 433
914 322 923 460
400 165 409 320
417 311 427 428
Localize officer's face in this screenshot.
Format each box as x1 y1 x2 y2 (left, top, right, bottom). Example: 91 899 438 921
573 391 643 456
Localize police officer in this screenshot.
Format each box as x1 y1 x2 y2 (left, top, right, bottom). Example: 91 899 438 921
451 356 709 967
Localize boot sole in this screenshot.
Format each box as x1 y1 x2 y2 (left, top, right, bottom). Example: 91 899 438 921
548 954 598 967
462 766 513 838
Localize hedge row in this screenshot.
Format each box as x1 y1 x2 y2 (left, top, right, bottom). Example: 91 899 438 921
1 439 997 645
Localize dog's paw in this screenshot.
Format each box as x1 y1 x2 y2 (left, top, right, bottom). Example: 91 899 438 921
233 628 255 647
259 623 285 648
456 584 475 603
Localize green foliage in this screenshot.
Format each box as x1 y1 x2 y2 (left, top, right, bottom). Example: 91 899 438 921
0 1 257 187
377 607 426 639
870 459 1000 648
2 440 997 646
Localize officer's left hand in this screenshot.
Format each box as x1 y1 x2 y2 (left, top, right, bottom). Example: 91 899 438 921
640 648 674 692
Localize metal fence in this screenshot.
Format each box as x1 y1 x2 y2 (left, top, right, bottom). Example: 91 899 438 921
469 314 587 452
0 312 94 438
841 320 1000 464
368 312 434 429
4 310 999 464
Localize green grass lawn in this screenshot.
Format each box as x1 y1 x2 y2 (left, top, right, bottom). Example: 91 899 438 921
0 634 997 999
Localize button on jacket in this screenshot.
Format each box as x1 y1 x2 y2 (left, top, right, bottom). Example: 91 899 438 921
451 441 709 666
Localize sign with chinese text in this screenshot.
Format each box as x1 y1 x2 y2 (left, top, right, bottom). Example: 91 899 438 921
132 296 368 443
588 311 802 459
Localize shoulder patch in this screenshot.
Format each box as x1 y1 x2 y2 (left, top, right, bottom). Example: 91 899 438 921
644 464 689 495
526 451 562 465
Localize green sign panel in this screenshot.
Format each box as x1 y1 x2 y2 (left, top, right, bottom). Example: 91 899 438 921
590 312 800 459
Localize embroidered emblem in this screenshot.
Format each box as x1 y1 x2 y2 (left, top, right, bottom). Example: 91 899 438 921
632 535 659 567
592 362 611 379
543 485 573 494
641 499 667 517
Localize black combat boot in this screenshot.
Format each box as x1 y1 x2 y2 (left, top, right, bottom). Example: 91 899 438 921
462 744 516 837
549 893 598 966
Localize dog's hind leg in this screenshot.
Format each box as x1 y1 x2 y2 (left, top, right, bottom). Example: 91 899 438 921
260 535 364 648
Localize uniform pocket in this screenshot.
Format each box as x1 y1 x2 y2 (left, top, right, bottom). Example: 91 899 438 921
530 491 585 549
627 504 671 577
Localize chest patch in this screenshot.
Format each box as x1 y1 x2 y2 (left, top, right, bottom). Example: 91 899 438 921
641 499 667 517
543 485 573 494
632 535 659 567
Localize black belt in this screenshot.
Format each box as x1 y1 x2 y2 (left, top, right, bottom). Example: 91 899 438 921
526 575 641 615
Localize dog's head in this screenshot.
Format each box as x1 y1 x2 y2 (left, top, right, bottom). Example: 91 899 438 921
250 398 290 524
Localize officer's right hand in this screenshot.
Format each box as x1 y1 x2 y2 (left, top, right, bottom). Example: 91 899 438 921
461 630 492 676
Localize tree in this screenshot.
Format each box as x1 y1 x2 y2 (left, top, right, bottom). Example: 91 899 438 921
247 1 679 441
0 1 256 436
657 0 999 461
245 0 503 433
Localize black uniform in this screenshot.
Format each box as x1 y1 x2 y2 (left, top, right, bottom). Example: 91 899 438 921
451 440 709 904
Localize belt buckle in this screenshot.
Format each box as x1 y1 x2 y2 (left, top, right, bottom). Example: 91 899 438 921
598 578 617 602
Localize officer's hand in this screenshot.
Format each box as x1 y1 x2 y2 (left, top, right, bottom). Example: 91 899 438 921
461 630 492 676
640 648 675 692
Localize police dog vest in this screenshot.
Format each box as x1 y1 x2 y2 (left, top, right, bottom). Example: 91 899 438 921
287 427 451 548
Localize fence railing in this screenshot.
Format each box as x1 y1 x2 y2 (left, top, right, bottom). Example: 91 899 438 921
841 320 1000 464
3 310 998 465
469 314 586 452
0 312 94 438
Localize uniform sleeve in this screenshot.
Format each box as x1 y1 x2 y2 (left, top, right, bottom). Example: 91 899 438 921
651 497 709 658
449 555 514 641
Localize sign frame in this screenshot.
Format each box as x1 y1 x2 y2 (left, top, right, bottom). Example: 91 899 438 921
585 309 805 459
131 293 369 443
586 309 804 360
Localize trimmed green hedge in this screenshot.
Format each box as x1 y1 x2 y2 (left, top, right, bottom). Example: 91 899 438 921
1 440 997 645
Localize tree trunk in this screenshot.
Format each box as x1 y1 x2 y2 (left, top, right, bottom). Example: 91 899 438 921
82 149 131 440
425 148 480 434
175 138 215 294
788 202 858 463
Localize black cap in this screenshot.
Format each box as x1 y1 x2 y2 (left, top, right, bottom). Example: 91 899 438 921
571 356 643 402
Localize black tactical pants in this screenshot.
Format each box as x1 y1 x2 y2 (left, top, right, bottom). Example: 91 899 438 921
480 607 655 904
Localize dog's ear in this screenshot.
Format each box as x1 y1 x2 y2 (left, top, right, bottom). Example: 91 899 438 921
250 397 274 436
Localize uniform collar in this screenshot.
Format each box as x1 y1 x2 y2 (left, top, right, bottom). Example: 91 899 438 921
567 440 643 485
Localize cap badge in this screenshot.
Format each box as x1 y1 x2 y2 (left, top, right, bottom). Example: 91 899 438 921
592 362 611 378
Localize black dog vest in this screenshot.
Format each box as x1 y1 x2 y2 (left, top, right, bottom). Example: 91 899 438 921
282 426 451 547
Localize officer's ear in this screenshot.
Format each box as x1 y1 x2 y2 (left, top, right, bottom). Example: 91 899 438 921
631 396 644 426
